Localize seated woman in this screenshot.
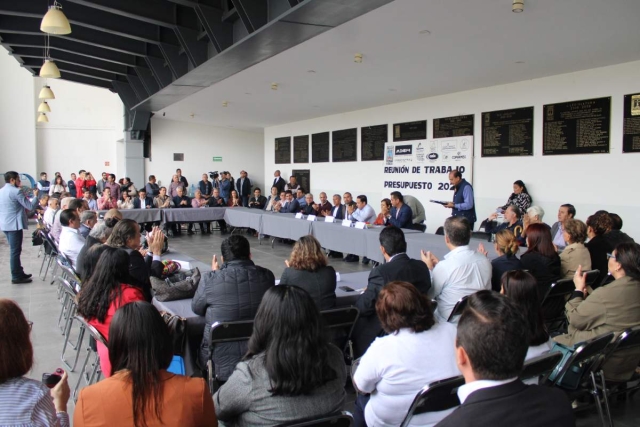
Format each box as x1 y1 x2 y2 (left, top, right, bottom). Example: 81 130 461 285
520 223 561 298
120 177 138 198
76 247 147 377
585 212 614 288
484 204 524 240
227 190 241 207
500 270 552 361
498 180 532 213
0 299 71 427
74 302 217 427
106 219 165 301
555 243 640 382
374 198 392 225
560 219 591 279
117 192 134 210
279 235 337 310
353 281 459 427
479 229 523 292
76 220 116 281
214 285 346 426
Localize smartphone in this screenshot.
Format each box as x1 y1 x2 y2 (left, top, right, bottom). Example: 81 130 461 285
339 286 355 292
42 368 64 389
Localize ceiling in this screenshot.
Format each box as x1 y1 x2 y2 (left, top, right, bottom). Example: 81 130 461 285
155 0 640 132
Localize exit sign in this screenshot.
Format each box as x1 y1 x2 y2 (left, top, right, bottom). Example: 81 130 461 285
213 156 223 162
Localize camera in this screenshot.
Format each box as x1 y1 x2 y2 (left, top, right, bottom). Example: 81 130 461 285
42 368 64 388
208 171 219 180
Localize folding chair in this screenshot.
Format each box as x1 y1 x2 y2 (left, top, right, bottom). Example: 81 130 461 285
542 269 600 334
54 277 84 372
399 375 465 427
520 352 563 384
207 320 255 394
277 411 354 427
321 307 360 364
72 316 108 402
446 295 469 323
39 230 58 281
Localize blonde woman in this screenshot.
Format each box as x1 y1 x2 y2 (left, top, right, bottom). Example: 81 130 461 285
479 229 523 292
560 219 591 279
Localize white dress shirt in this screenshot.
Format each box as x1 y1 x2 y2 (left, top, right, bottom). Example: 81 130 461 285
457 378 518 404
552 223 566 249
428 245 492 322
352 204 376 224
43 208 57 227
58 226 86 268
353 324 460 427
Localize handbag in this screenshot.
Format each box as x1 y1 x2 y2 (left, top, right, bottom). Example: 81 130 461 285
161 260 181 278
160 311 187 356
150 267 201 302
31 230 44 246
547 341 587 389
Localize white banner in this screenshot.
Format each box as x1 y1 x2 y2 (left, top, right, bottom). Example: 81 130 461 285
381 136 473 233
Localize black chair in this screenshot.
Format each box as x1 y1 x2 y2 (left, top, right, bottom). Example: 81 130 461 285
207 320 254 393
39 229 58 281
435 226 444 236
520 352 563 384
320 307 359 363
277 411 353 427
471 230 492 242
446 295 469 323
399 375 465 427
596 326 640 410
542 269 600 334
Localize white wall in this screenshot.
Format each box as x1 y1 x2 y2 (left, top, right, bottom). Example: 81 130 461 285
35 77 123 181
265 61 640 240
147 118 265 191
0 52 37 175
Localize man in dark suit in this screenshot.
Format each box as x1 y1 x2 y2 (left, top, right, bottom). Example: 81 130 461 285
327 194 346 258
206 188 228 234
277 190 299 214
388 191 413 229
271 170 286 194
171 186 193 235
235 170 252 207
352 226 432 358
248 188 267 209
435 291 574 427
132 189 154 209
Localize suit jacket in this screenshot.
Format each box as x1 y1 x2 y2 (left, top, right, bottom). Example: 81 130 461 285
271 176 286 194
586 235 613 287
279 266 337 310
388 204 413 229
172 195 192 209
206 196 226 208
248 195 267 209
280 198 299 214
123 247 163 302
520 251 561 298
329 204 346 220
236 177 252 197
352 254 431 358
435 380 574 427
550 221 561 239
490 254 524 292
560 243 591 279
132 196 154 209
0 184 38 231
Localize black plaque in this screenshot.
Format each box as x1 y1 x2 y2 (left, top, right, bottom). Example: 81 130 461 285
293 135 309 163
274 136 291 164
543 97 610 155
433 114 474 138
393 120 427 142
292 169 310 194
481 107 534 157
312 132 330 163
361 124 387 161
332 128 357 162
623 93 640 153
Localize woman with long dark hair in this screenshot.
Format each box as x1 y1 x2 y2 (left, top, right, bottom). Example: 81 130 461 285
499 180 532 213
214 285 346 426
585 212 614 287
49 175 66 196
76 247 146 378
520 223 561 297
74 302 216 427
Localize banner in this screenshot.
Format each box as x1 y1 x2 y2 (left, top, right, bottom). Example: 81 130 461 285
382 136 473 233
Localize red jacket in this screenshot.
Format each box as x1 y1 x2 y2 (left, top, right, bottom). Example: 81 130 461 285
75 178 86 197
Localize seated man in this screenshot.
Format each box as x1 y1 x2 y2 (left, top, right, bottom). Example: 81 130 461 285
435 291 574 427
191 235 275 380
171 186 193 235
82 189 98 210
58 209 85 268
263 186 280 212
206 188 228 234
78 210 97 238
315 192 332 217
328 194 345 220
302 193 319 216
605 212 635 248
43 197 59 227
423 216 492 322
343 201 360 262
248 188 267 209
550 204 575 251
277 190 300 214
296 188 307 208
153 186 173 209
133 189 154 209
352 195 376 224
387 191 413 229
97 187 117 210
51 198 86 243
352 226 432 358
484 204 524 239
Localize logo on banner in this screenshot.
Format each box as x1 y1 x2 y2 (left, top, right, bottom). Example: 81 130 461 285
460 138 470 150
395 145 413 155
452 151 467 161
441 141 457 151
428 152 439 160
386 146 394 165
415 143 425 162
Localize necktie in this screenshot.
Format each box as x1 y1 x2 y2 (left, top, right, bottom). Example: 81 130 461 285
396 208 399 219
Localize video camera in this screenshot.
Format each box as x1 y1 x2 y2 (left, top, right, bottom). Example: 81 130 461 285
208 171 219 180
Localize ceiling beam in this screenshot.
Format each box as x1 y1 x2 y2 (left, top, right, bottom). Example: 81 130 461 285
8 47 129 76
230 0 268 34
21 59 118 81
28 67 114 90
113 81 141 109
166 0 233 53
65 0 179 29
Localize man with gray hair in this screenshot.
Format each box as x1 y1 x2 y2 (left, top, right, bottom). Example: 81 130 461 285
79 210 98 238
50 196 74 242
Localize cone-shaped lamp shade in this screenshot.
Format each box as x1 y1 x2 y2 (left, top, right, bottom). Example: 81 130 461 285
38 85 55 100
37 113 49 123
39 60 61 78
40 5 71 35
38 101 51 113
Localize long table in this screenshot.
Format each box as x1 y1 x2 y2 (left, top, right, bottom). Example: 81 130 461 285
97 208 163 223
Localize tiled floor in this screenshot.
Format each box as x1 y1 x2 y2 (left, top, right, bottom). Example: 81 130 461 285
1 226 639 426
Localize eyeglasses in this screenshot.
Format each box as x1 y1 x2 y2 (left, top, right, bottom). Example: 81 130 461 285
27 321 33 331
607 253 616 260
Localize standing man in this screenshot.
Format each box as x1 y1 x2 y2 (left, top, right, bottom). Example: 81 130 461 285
96 172 108 196
145 175 160 198
550 204 575 251
272 170 286 194
175 168 189 187
0 171 40 284
445 170 476 231
75 170 87 198
36 172 50 194
388 191 413 229
104 173 121 202
219 172 231 203
199 173 213 199
285 176 300 192
235 170 252 207
67 173 77 197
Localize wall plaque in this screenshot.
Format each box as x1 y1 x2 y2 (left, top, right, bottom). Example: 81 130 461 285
481 107 534 157
312 132 330 163
543 97 610 155
623 93 640 153
361 124 387 161
393 120 427 142
332 128 357 162
293 135 309 163
433 114 474 138
274 136 291 164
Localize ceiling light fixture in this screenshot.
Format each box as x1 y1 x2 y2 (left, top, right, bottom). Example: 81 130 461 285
512 0 524 13
40 1 72 34
271 83 278 90
38 101 51 113
37 113 49 123
515 60 525 64
354 53 363 63
419 29 431 35
307 70 316 73
39 59 61 78
222 101 228 107
38 85 55 99
389 88 397 92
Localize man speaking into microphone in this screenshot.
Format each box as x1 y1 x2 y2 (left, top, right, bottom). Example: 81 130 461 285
444 170 477 230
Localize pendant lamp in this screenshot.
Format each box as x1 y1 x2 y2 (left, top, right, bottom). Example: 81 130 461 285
39 85 55 100
37 113 49 123
39 59 61 78
38 101 51 113
40 2 72 35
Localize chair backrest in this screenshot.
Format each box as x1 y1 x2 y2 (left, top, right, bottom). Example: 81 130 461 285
277 411 353 427
42 230 59 255
542 278 574 302
446 295 469 322
520 352 563 384
549 332 614 387
321 307 359 349
209 320 254 345
399 375 465 427
609 326 640 353
54 276 77 298
541 278 575 331
74 315 108 347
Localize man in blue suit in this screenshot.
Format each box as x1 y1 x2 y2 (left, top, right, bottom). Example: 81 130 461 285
277 190 300 214
0 171 40 283
388 191 413 229
132 189 154 209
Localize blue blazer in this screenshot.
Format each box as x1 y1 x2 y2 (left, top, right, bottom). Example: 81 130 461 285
0 184 39 231
389 204 413 229
280 199 300 214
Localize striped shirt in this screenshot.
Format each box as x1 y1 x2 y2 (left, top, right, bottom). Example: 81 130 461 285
0 376 69 427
